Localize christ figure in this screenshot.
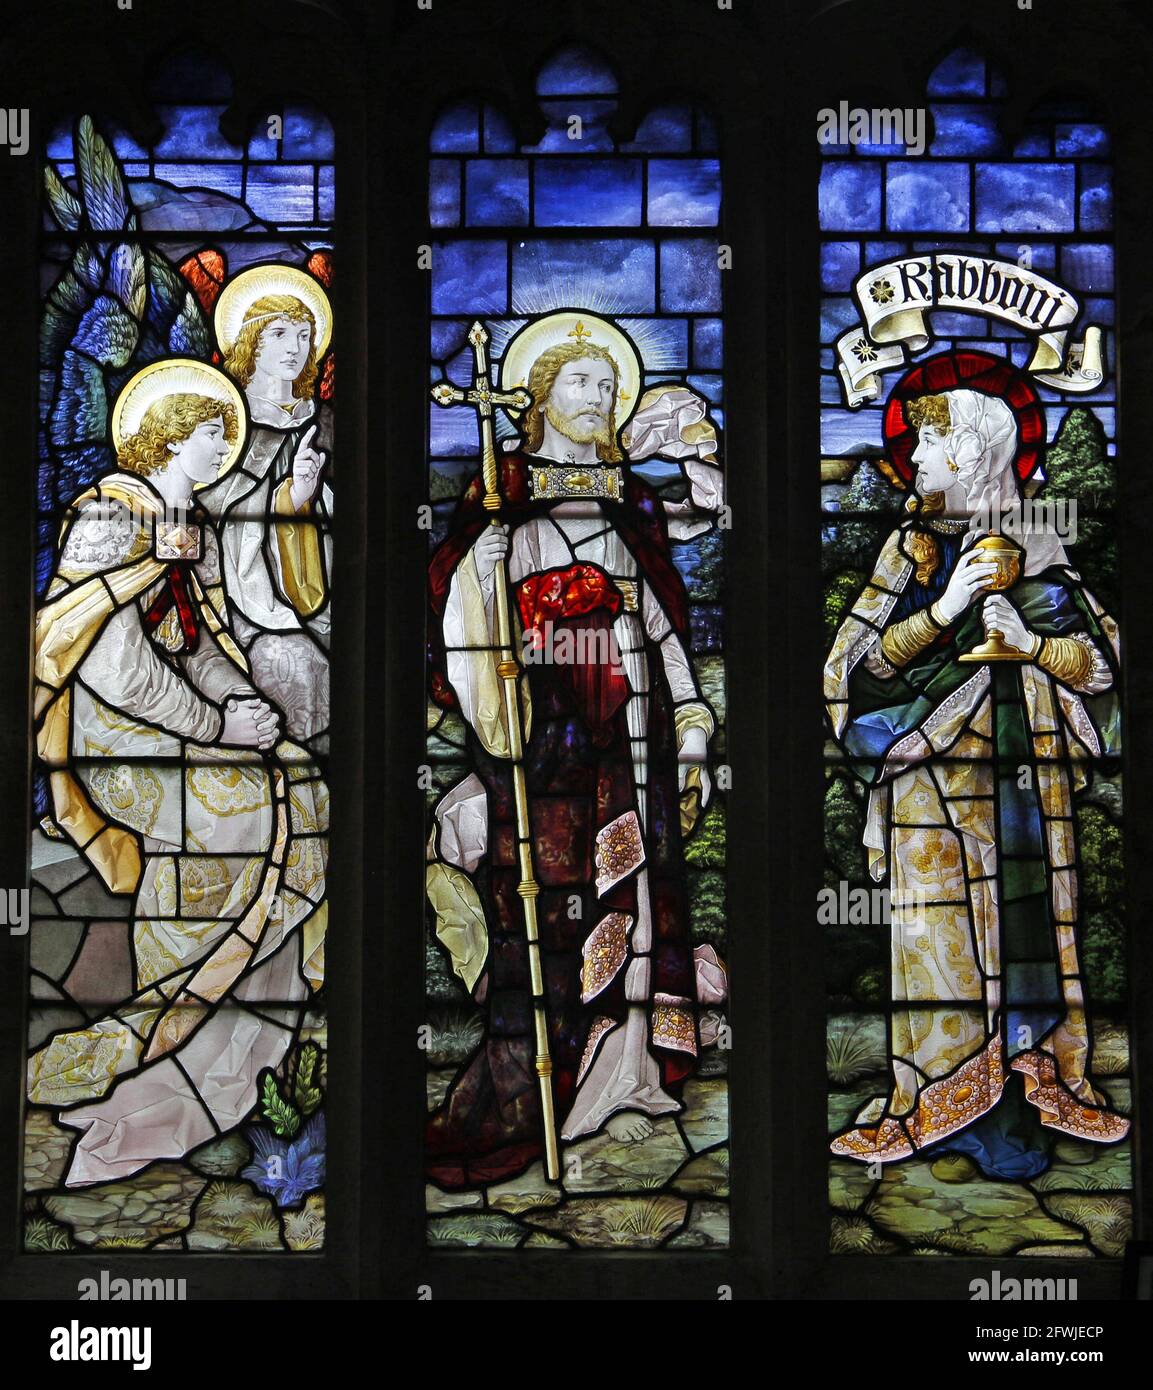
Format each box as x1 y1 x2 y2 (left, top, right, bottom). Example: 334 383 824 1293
426 318 725 1188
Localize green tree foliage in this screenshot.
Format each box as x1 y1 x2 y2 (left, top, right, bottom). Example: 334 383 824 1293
1076 802 1126 1005
1042 408 1117 608
824 774 866 886
1078 803 1123 916
686 526 724 601
823 460 901 580
688 869 726 945
1081 911 1126 1007
1068 517 1118 611
824 569 866 644
824 774 886 1002
841 459 900 513
685 802 725 869
851 964 886 1006
1044 407 1115 510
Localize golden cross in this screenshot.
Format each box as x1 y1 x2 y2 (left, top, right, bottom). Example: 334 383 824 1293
568 320 593 344
430 323 531 424
430 322 532 511
424 320 562 1182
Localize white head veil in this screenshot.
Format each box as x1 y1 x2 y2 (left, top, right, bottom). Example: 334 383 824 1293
944 388 1069 574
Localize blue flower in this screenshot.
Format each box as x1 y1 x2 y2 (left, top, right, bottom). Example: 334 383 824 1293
242 1113 326 1208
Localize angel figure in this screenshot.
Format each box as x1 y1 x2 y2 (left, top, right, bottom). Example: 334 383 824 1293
31 360 327 1186
200 265 334 747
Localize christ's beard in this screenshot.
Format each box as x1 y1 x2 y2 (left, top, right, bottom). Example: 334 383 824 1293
545 401 614 451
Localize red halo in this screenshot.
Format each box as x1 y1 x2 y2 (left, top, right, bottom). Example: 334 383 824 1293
882 350 1044 488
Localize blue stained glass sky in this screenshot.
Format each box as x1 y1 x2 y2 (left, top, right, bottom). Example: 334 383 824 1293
47 50 334 235
428 46 724 447
818 45 1116 478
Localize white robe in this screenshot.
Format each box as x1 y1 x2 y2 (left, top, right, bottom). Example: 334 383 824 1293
199 396 333 741
440 492 714 1138
30 489 326 1185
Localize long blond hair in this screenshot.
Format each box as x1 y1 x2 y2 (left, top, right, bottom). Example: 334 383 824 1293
223 294 319 399
522 340 622 462
117 393 238 477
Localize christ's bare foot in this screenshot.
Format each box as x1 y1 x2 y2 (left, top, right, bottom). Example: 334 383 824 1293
606 1112 654 1143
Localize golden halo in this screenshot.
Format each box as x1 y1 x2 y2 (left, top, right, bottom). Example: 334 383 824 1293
214 263 333 357
110 359 248 480
498 311 642 428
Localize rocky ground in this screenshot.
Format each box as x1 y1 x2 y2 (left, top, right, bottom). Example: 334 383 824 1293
24 1114 325 1252
24 829 328 1253
426 1064 730 1250
828 1014 1132 1257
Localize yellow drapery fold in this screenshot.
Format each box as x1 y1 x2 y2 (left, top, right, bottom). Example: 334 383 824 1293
426 860 488 994
449 548 534 760
28 752 297 1104
34 478 244 894
272 477 327 617
34 485 169 894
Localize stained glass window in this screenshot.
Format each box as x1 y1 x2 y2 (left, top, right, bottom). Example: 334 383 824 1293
26 49 333 1253
821 47 1130 1257
424 45 730 1250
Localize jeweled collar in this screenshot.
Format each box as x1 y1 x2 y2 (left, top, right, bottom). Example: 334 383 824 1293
925 516 970 534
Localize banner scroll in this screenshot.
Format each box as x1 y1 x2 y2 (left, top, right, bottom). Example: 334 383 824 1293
836 253 1104 406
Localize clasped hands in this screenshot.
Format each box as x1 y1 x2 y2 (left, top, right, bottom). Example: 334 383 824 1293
219 695 281 750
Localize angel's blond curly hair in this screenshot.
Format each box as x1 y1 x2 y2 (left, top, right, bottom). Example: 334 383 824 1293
117 393 238 477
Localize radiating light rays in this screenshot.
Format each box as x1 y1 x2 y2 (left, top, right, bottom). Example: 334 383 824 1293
485 306 687 440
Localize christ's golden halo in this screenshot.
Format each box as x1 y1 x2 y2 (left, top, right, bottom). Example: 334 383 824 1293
498 311 642 427
214 263 333 356
111 359 248 481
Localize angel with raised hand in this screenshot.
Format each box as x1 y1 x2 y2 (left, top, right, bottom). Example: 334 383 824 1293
202 265 335 748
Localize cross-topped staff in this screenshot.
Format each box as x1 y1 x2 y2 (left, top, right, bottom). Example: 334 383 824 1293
431 322 560 1182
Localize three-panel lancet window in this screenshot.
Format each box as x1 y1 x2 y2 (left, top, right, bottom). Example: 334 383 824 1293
10 17 1145 1291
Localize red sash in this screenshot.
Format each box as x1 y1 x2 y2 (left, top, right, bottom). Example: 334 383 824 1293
143 565 200 652
516 563 629 742
516 562 622 642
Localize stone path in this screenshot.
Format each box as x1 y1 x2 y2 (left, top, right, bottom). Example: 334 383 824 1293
828 1018 1132 1257
426 1071 730 1250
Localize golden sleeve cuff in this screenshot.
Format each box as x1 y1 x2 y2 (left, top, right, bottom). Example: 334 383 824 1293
880 607 942 668
674 702 715 744
1037 635 1094 687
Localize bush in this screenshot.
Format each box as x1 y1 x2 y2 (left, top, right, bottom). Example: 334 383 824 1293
824 570 867 645
1081 910 1126 1006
